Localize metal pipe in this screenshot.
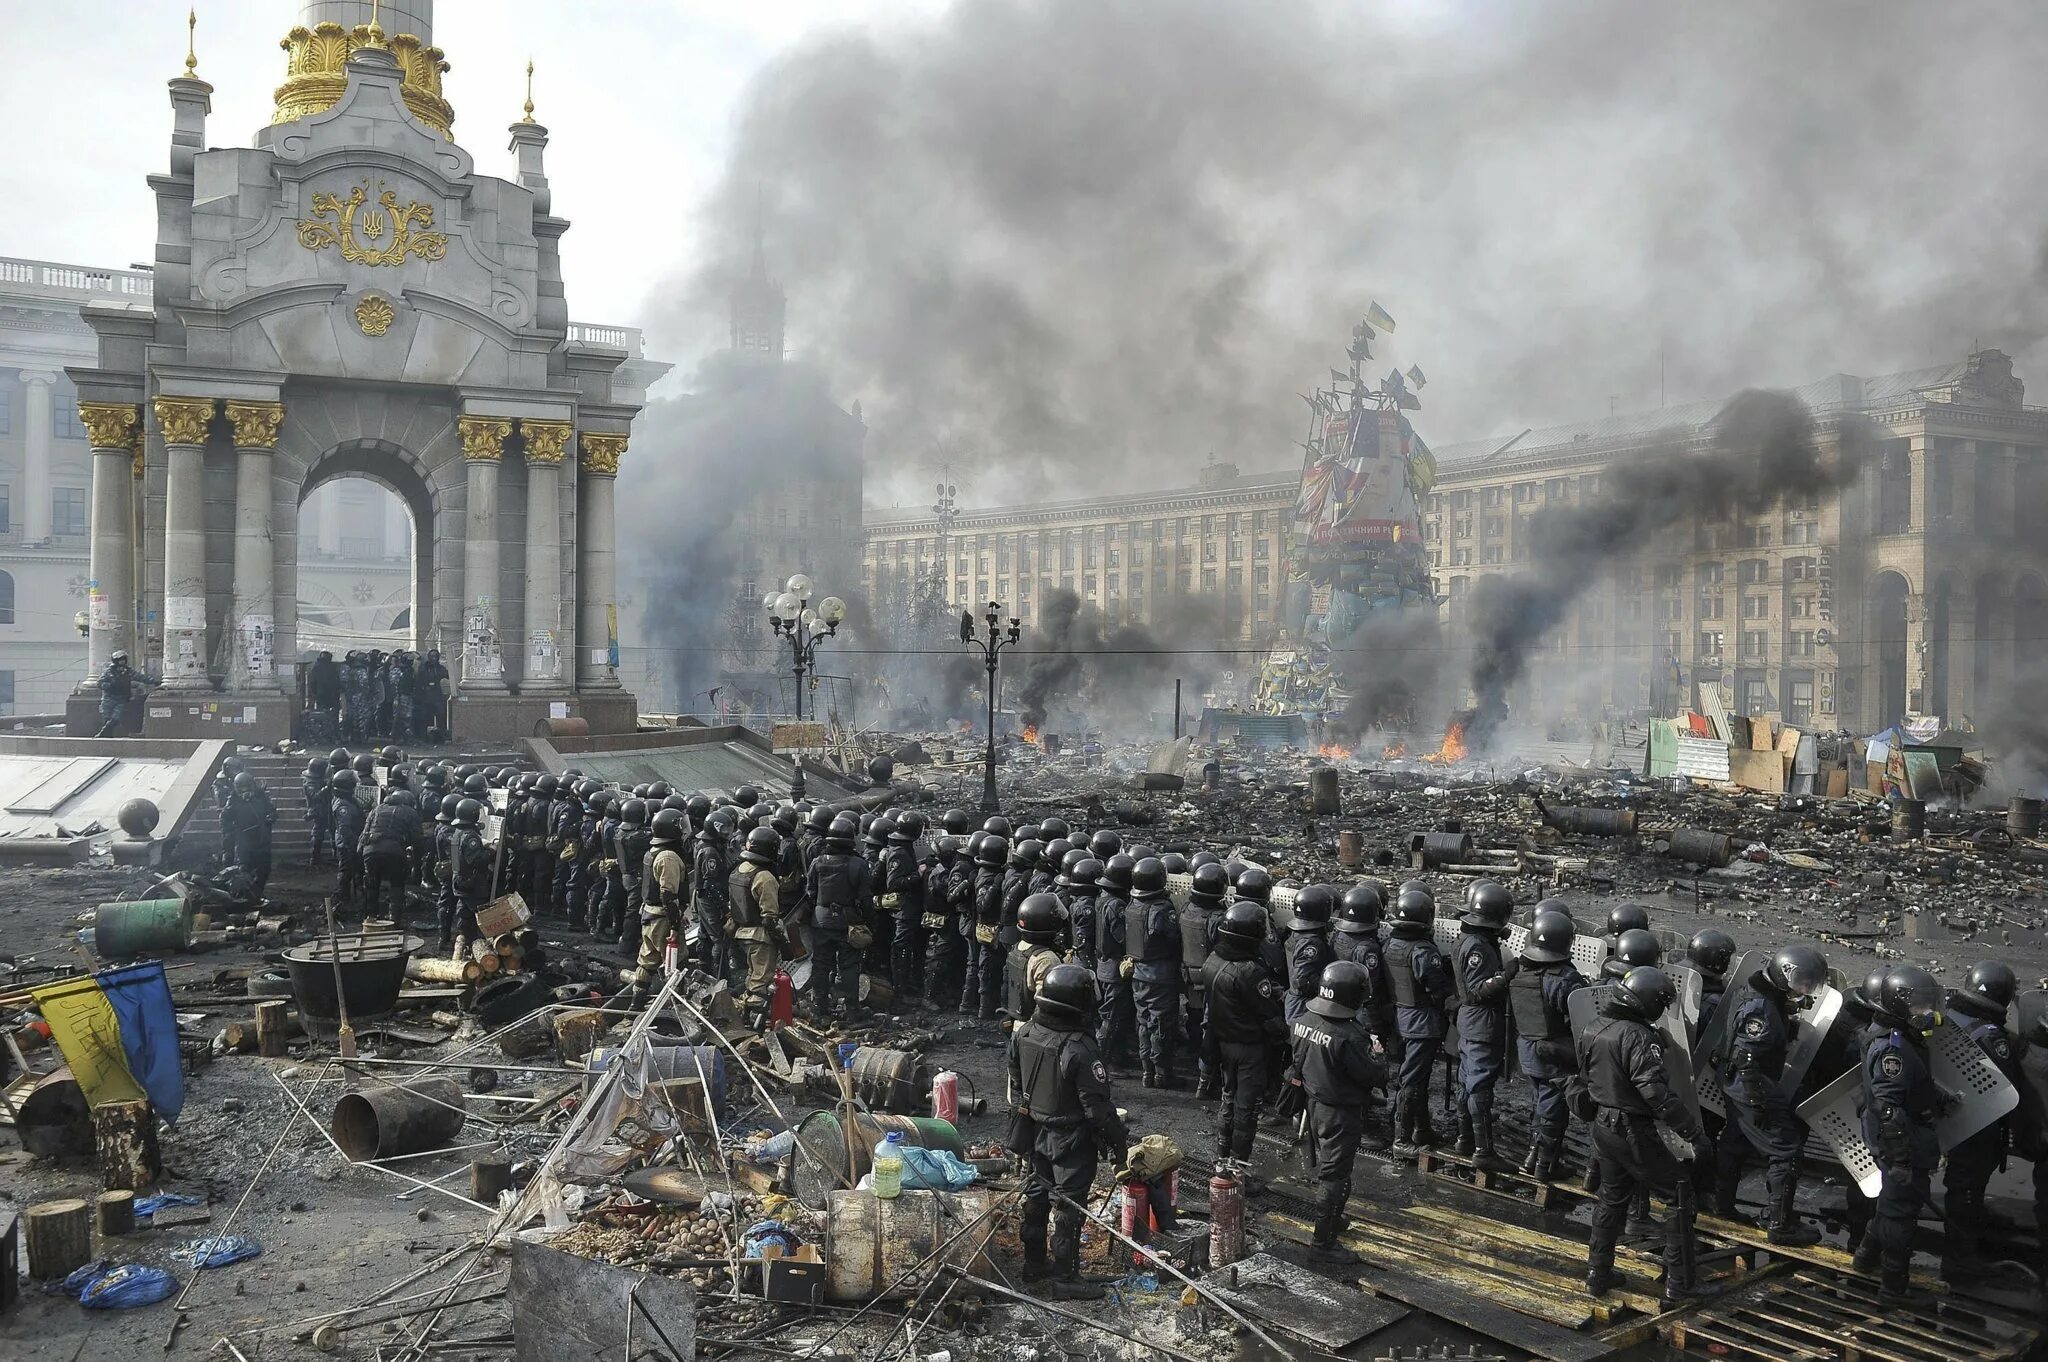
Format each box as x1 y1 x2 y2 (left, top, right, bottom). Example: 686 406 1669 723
939 1265 1208 1362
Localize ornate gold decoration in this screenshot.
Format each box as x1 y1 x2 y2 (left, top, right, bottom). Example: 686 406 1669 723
298 182 449 267
184 8 200 77
225 401 286 449
579 432 627 477
522 420 572 465
458 416 512 462
521 58 537 123
272 21 454 140
355 294 397 336
153 396 215 446
77 402 142 450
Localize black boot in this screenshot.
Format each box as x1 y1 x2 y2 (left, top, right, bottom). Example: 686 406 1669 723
1585 1264 1621 1297
1453 1111 1476 1159
1307 1188 1358 1264
1141 1064 1158 1089
1852 1239 1880 1277
1765 1181 1820 1246
1878 1270 1911 1306
1390 1094 1419 1156
1021 1246 1052 1282
1195 1068 1218 1101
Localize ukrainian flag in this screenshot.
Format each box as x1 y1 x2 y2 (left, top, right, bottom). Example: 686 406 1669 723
31 962 186 1120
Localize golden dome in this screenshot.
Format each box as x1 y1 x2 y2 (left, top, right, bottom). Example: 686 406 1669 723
272 21 453 140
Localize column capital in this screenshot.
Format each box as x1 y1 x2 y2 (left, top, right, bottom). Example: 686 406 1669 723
579 432 627 477
153 395 216 446
19 369 59 388
521 419 572 464
458 414 513 461
224 400 285 449
78 402 143 450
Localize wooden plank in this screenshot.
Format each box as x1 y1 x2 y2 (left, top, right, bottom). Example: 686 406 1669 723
1347 1261 1618 1360
1396 1200 1671 1274
1694 1214 1947 1291
5 758 117 814
1732 1298 1928 1362
1787 1274 2018 1354
1674 1313 1829 1362
1347 1212 1665 1316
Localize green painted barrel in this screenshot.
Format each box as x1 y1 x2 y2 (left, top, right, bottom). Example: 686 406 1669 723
789 1110 965 1210
93 898 194 957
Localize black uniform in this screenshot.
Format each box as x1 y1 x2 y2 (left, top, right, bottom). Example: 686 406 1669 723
1333 927 1401 1065
1713 979 1806 1223
359 798 420 923
1577 992 1702 1295
948 854 981 1013
1860 1028 1939 1294
545 792 581 917
303 770 331 869
884 841 927 999
1291 1008 1389 1250
1284 927 1334 1025
1509 959 1587 1177
1128 892 1182 1081
1453 927 1515 1145
1179 897 1222 1091
1205 940 1286 1161
972 864 1009 1021
1943 1015 2019 1266
1385 930 1454 1145
922 854 966 1010
1092 887 1137 1064
692 833 732 979
331 789 369 910
222 784 277 894
447 823 492 944
805 849 871 1015
1004 943 1061 1026
1010 1014 1128 1281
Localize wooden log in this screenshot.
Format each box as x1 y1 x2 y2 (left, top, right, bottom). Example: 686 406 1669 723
468 941 502 976
405 954 483 986
497 1014 554 1060
223 1009 303 1052
94 1099 161 1191
256 1000 292 1057
96 1189 136 1237
471 1154 513 1204
550 1008 610 1061
25 1198 91 1281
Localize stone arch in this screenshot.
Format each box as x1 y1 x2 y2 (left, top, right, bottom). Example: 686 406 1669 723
1866 570 1910 729
294 439 439 666
2016 571 2048 684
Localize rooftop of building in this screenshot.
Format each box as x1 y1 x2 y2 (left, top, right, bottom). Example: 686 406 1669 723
863 460 1298 529
1429 349 2038 473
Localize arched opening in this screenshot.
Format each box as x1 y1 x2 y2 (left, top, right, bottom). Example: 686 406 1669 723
1866 571 1910 729
2016 573 2048 686
298 477 418 654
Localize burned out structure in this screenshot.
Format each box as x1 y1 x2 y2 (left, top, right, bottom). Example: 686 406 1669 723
1425 349 2048 732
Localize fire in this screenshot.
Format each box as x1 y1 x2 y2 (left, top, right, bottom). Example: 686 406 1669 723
1317 741 1353 760
1021 724 1040 745
1420 719 1469 765
1381 741 1407 760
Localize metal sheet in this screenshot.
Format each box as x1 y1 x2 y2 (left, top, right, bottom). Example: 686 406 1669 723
1669 963 1704 1035
1693 970 1841 1120
1166 871 1192 908
1199 1251 1408 1349
1690 949 1760 1069
1782 984 1844 1096
3 757 117 814
1928 1017 2020 1150
1673 736 1732 782
1795 1067 1884 1197
1569 933 1607 980
1432 916 1461 952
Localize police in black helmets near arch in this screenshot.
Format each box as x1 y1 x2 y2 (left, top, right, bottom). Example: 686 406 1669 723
1289 961 1389 1262
1713 945 1828 1245
1384 885 1454 1154
1855 965 1946 1303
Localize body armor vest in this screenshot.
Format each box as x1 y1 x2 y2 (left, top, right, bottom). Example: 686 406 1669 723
1509 964 1572 1042
727 863 764 930
1385 937 1425 1009
1018 1024 1084 1122
1126 900 1174 964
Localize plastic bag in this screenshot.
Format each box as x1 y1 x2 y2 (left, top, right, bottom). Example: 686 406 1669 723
173 1235 262 1269
741 1221 801 1259
133 1192 204 1218
898 1147 979 1191
51 1262 180 1309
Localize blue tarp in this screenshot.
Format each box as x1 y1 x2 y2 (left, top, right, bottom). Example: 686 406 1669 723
96 961 184 1122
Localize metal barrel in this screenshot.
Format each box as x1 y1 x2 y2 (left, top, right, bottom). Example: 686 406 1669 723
586 1044 727 1113
2008 796 2043 839
790 1110 965 1210
847 1047 927 1114
92 898 194 957
1661 828 1732 868
1539 803 1637 837
331 1078 467 1160
1415 829 1474 868
1309 767 1342 814
1337 830 1363 867
823 1188 994 1303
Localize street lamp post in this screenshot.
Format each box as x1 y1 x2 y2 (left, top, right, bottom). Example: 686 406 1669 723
766 574 846 722
960 600 1022 812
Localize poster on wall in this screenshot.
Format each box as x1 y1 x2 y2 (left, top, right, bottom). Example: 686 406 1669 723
166 595 206 632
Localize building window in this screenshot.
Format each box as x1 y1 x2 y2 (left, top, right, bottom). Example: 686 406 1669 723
1202 568 1217 590
1697 630 1724 658
1786 520 1820 544
1698 595 1722 619
1742 595 1768 619
1655 563 1681 589
1582 473 1601 497
1790 595 1813 618
1790 631 1815 656
1254 539 1268 559
1082 574 1096 594
52 486 88 536
1742 630 1768 657
1483 487 1502 506
0 484 10 532
1786 556 1817 581
1545 477 1568 501
1484 516 1502 537
1452 548 1472 566
0 386 10 434
0 569 12 624
0 669 12 714
53 381 87 440
1483 546 1502 564
1107 548 1120 567
1513 483 1535 504
1254 565 1269 589
1739 559 1767 584
1226 567 1242 591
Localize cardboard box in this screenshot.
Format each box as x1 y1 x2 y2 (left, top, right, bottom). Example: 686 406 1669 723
475 892 531 939
757 1243 825 1304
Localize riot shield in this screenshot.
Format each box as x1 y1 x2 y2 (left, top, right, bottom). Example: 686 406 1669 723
1504 921 1606 980
1567 985 1702 1160
1795 1068 1883 1197
1668 963 1704 1036
1433 916 1461 952
1167 871 1191 909
1696 981 1841 1119
1689 949 1761 1070
1927 1017 2020 1150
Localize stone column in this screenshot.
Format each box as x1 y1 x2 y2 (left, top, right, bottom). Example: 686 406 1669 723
79 403 142 674
20 371 57 542
225 401 284 691
521 420 571 689
457 415 511 691
154 396 215 690
576 433 626 690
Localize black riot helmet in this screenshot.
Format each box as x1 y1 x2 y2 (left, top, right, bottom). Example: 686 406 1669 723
534 773 558 798
1951 960 2016 1020
1614 928 1662 970
976 833 1010 868
1461 880 1513 930
221 755 245 777
353 752 377 779
1125 843 1159 864
1336 883 1383 934
1606 902 1651 938
1391 888 1434 935
733 784 760 810
306 757 329 779
1100 852 1136 893
941 807 974 836
1159 851 1189 876
705 806 738 837
743 826 781 865
1845 966 1888 1022
1524 907 1577 964
453 797 483 828
1043 836 1075 867
232 771 257 795
1038 816 1072 844
1219 900 1268 946
380 744 401 765
687 793 714 824
771 806 799 837
329 747 352 767
1069 856 1102 889
1687 928 1737 976
892 810 927 843
1190 850 1221 870
1033 963 1098 1026
934 834 963 866
463 772 489 797
1188 862 1230 906
331 768 359 794
1761 945 1828 1001
1012 838 1045 869
647 781 672 800
983 814 1014 840
1017 893 1063 945
1397 880 1434 914
1055 846 1086 885
826 812 860 852
387 788 417 809
1287 884 1336 931
1088 829 1122 861
1307 961 1369 1020
806 804 834 834
1130 857 1169 900
1613 965 1677 1020
650 808 686 846
662 793 691 816
1233 866 1273 905
866 814 894 848
1878 964 1945 1035
620 798 648 827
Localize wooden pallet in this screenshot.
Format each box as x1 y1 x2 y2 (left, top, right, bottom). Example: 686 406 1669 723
1666 1268 2039 1362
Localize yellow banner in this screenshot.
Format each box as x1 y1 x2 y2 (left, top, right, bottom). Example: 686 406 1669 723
32 976 146 1108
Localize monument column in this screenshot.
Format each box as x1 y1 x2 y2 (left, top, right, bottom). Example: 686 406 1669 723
154 396 216 689
457 415 511 691
576 433 626 690
20 371 58 542
79 403 142 673
521 420 571 689
225 401 285 690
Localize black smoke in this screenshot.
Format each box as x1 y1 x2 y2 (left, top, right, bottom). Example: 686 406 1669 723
1009 587 1232 734
1462 390 1873 745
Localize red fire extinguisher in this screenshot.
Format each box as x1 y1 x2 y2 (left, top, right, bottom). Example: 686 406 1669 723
1120 1178 1150 1249
931 1070 960 1124
766 970 794 1030
1209 1170 1244 1268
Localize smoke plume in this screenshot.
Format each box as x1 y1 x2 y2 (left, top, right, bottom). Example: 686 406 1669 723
1009 587 1230 733
1462 391 1874 744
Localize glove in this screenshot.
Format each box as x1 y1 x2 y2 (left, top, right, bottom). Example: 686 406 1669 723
1119 958 1134 980
1935 1088 1963 1117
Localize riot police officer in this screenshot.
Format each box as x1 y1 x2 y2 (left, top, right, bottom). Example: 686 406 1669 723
222 771 277 894
1092 853 1138 1069
1604 902 1651 955
1204 901 1286 1167
1454 880 1517 1167
1714 945 1827 1244
1601 928 1663 981
359 785 420 924
729 826 784 1003
1125 857 1182 1088
1282 885 1337 1025
1003 893 1065 1026
1855 964 1945 1302
94 650 155 737
1010 965 1127 1299
546 778 582 919
1290 961 1389 1262
1939 961 2020 1275
1332 882 1397 1064
447 798 493 949
329 767 368 911
1688 928 1738 1038
1577 965 1705 1305
1067 855 1102 975
1181 861 1231 1100
1510 904 1588 1181
693 807 736 980
609 798 651 947
970 833 1011 1022
951 832 988 1014
303 758 332 870
805 813 871 1020
1385 886 1453 1154
922 835 967 1011
884 811 929 1001
632 808 690 1000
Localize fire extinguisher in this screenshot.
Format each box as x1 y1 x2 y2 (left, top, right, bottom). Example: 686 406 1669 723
931 1070 960 1124
766 970 794 1030
1120 1177 1150 1249
1209 1170 1244 1268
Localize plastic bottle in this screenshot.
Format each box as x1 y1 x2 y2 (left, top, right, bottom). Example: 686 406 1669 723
872 1130 905 1200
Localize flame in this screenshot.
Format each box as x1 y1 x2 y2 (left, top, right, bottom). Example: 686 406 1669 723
1021 724 1040 744
1317 741 1353 760
1420 719 1469 765
1381 741 1407 760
